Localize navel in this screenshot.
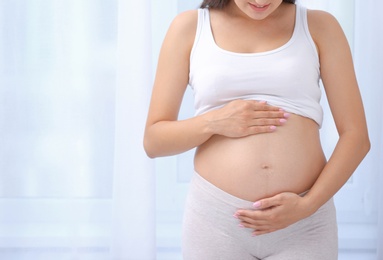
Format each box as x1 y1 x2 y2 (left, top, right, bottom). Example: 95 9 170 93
261 164 271 170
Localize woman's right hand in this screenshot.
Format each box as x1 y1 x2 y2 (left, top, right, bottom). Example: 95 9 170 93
206 100 290 138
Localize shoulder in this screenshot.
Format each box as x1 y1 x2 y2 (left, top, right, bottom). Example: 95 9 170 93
167 10 199 43
160 10 199 54
172 9 199 27
306 9 348 56
156 9 199 59
306 9 344 40
157 10 199 68
307 9 341 30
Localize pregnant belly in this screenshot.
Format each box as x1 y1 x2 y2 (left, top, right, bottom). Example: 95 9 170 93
194 114 326 202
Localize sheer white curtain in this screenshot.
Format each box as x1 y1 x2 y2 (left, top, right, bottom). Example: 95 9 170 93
0 0 155 259
111 0 155 259
352 1 383 258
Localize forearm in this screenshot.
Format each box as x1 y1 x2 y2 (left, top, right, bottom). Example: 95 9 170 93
144 100 287 158
303 130 370 213
144 113 213 158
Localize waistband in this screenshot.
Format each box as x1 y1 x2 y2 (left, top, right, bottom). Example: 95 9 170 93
192 171 258 209
191 171 309 209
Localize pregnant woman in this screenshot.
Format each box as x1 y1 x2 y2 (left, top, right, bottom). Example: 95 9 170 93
144 0 370 259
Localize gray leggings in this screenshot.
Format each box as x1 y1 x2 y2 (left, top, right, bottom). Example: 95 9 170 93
182 172 338 260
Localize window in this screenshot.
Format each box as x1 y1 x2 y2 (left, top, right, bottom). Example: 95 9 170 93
0 1 117 258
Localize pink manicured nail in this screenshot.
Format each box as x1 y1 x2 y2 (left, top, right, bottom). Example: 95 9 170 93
233 213 239 219
279 119 287 124
270 126 276 131
253 201 261 208
284 113 290 118
238 224 245 228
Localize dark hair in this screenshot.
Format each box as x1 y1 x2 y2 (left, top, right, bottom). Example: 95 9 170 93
200 0 296 9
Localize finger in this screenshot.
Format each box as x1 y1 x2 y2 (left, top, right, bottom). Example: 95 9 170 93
253 195 282 210
236 210 273 225
238 217 270 228
235 209 269 223
237 215 257 225
249 100 281 111
239 221 275 234
239 218 269 228
250 102 291 119
252 110 291 119
246 125 277 135
239 222 265 230
250 118 287 126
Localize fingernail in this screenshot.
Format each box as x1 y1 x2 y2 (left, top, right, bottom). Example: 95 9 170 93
270 126 276 131
238 224 245 228
253 201 261 208
233 213 239 219
279 119 287 124
284 113 290 118
252 233 257 237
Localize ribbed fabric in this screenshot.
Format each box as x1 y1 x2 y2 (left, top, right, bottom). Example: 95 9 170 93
189 5 323 127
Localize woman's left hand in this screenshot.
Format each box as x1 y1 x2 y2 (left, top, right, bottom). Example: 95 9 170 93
234 192 313 236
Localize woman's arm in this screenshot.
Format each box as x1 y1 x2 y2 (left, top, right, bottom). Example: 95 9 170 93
144 11 288 158
144 11 203 158
235 10 370 235
301 9 370 211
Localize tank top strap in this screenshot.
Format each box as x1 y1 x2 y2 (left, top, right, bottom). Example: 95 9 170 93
190 8 209 63
297 4 319 58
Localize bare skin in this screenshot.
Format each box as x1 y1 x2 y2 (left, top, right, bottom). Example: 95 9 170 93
195 113 326 202
144 0 370 236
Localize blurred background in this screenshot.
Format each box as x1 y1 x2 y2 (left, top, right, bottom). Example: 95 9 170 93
0 0 381 259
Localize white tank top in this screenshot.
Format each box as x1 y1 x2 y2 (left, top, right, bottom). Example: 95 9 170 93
189 5 323 127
